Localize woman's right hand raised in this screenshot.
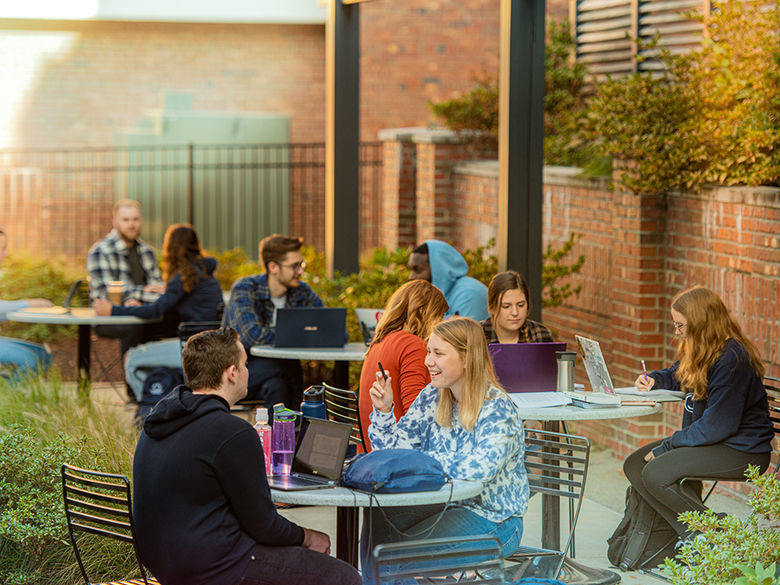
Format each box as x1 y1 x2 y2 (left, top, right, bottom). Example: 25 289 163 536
369 370 394 414
634 374 655 391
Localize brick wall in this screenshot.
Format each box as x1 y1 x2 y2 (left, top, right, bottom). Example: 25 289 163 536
0 20 326 149
381 129 780 464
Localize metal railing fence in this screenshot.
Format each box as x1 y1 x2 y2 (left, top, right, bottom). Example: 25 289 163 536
0 141 383 261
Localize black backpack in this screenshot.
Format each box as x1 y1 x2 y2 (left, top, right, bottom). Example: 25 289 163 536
607 486 679 572
135 366 184 425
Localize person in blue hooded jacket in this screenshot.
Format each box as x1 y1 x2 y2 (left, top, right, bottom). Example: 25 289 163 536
408 240 488 321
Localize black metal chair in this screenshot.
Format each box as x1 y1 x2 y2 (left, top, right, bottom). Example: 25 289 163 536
680 375 780 502
323 382 367 452
61 464 158 585
506 428 590 580
372 535 506 585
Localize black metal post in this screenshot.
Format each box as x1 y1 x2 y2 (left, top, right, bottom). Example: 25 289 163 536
187 142 195 227
325 0 360 276
498 0 545 321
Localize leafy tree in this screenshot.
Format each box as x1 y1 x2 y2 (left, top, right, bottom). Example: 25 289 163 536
588 0 780 193
429 20 594 168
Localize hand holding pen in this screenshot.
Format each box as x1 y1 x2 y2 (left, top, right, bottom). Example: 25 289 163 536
369 361 393 413
634 360 655 391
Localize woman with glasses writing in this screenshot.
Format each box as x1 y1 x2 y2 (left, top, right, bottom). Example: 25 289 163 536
623 286 773 542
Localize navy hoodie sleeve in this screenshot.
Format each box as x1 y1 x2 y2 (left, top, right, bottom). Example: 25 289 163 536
111 273 184 319
652 345 751 456
213 426 304 547
648 362 681 391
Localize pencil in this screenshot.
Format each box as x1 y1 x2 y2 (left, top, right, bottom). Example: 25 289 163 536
641 360 649 382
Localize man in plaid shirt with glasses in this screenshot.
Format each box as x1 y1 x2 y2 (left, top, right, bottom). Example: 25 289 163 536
87 199 165 355
222 234 322 410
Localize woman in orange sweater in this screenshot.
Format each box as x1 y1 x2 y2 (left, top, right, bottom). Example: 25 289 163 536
358 280 448 449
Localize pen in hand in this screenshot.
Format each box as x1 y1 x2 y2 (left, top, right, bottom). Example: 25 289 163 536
377 361 388 382
641 360 649 382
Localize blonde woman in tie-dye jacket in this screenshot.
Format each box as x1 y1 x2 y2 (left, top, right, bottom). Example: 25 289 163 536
360 316 528 584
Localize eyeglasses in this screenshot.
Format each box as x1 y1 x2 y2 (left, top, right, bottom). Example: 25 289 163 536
280 260 306 272
673 321 687 333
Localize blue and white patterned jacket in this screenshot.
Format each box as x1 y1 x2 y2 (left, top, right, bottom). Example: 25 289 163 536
369 384 529 523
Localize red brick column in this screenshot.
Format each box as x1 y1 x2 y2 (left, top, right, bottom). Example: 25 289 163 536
414 129 476 242
378 128 418 250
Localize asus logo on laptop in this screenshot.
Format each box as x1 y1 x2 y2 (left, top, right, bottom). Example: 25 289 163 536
304 326 318 332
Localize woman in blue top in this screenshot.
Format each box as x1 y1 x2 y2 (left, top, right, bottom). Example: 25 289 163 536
624 286 773 539
361 316 528 583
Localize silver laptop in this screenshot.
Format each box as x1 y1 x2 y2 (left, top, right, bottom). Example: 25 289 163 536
274 307 347 348
575 335 617 394
267 417 353 491
355 308 384 345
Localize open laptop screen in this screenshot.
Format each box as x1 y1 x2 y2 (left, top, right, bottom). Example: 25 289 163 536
489 342 567 392
292 417 352 481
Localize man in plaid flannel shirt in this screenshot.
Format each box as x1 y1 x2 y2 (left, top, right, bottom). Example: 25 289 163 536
222 234 322 409
87 199 165 356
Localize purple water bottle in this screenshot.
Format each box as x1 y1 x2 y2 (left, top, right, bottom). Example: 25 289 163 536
272 404 296 476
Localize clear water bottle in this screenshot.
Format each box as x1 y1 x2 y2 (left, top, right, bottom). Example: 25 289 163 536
301 385 327 419
272 405 296 476
254 408 273 477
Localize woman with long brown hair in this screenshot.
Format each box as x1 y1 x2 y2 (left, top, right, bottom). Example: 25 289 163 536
94 223 223 401
482 270 553 344
358 280 448 449
95 223 222 327
624 286 773 541
361 317 528 582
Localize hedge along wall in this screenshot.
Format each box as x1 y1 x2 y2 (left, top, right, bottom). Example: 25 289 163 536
381 127 780 469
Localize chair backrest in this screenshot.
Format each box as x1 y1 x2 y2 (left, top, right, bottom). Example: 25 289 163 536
372 535 505 585
177 321 222 349
523 428 590 565
61 463 154 585
765 376 780 473
323 382 367 451
64 279 90 308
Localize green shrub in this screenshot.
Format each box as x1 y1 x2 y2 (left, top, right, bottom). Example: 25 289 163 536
0 373 138 585
662 466 780 585
588 0 780 193
0 254 80 343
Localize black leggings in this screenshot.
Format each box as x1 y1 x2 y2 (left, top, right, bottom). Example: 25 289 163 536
623 439 771 535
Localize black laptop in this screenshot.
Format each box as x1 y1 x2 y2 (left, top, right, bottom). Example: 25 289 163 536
274 307 347 348
267 417 353 491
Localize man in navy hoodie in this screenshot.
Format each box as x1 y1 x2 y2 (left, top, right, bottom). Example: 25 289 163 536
132 327 361 585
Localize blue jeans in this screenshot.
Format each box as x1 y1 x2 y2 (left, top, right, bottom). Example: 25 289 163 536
360 504 523 585
0 336 50 378
246 356 303 410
